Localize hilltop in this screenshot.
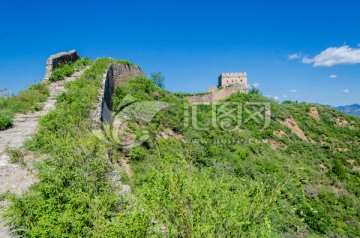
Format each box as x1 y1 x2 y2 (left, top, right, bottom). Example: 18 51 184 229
0 57 359 237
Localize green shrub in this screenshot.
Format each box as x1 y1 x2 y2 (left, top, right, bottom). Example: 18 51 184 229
0 113 13 130
129 146 147 161
116 59 134 66
332 159 346 180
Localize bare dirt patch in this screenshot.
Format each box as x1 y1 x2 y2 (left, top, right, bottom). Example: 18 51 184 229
157 128 184 141
332 186 348 196
273 130 286 138
319 164 327 171
352 166 360 173
279 118 307 141
119 158 133 178
335 118 356 129
309 107 320 119
264 139 283 150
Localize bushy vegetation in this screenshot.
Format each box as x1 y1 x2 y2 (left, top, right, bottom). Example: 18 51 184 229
116 59 134 66
0 83 49 130
49 57 91 82
111 77 360 237
4 60 360 237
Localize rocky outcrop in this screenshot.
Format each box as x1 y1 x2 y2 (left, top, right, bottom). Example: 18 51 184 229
100 63 144 123
43 50 80 81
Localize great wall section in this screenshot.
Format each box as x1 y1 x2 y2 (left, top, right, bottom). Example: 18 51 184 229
43 50 80 81
0 50 245 236
0 50 84 237
96 63 144 123
0 52 145 237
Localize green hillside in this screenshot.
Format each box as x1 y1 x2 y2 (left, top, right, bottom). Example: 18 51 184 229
4 59 360 237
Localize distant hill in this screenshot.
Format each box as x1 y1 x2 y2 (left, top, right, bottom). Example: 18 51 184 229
336 104 360 117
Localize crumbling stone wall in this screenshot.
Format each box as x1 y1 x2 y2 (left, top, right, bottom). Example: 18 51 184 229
187 84 247 104
206 86 218 93
101 63 144 123
43 50 80 81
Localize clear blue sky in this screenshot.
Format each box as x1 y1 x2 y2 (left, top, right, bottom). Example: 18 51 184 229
0 0 359 106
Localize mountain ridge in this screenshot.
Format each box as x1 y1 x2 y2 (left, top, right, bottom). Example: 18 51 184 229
336 104 360 117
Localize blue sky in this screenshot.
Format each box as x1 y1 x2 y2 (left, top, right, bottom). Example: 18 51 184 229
0 0 359 106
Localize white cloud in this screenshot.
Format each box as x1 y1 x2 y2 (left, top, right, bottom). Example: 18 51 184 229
342 89 350 93
290 89 298 93
329 74 337 78
302 45 360 67
283 95 288 98
274 96 280 100
252 83 260 88
288 53 301 60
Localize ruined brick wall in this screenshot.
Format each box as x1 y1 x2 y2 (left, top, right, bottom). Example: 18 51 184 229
187 84 247 105
43 50 80 81
206 86 218 93
101 63 144 123
186 93 213 105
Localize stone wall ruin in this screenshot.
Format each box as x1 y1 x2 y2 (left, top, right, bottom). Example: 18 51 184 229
43 50 80 81
100 63 144 123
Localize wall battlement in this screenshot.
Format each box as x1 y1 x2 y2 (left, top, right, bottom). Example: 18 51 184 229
218 72 247 88
220 72 247 77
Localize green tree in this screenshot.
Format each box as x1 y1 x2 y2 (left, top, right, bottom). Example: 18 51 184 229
150 72 165 88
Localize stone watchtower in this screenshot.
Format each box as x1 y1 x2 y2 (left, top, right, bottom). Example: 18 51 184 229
218 72 247 90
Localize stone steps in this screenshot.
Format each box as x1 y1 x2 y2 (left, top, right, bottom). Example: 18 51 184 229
0 67 88 237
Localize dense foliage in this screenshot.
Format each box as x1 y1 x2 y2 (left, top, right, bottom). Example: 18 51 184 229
113 77 360 237
4 60 360 237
